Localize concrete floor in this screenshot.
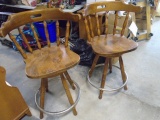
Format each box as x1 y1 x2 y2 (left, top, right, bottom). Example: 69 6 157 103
0 17 160 120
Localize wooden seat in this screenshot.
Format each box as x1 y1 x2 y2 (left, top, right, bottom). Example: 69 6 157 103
0 66 31 120
25 45 79 78
84 1 141 99
91 34 138 57
0 8 81 119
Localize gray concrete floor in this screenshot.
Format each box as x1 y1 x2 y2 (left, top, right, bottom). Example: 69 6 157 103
0 17 160 120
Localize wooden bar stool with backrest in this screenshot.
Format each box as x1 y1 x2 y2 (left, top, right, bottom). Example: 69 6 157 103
0 8 81 119
84 1 141 99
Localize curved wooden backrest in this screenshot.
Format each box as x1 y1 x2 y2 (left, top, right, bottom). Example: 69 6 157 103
0 66 31 120
0 8 80 59
84 1 141 42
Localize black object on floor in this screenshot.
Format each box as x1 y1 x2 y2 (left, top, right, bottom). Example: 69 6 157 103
69 25 105 67
0 39 13 48
70 38 105 67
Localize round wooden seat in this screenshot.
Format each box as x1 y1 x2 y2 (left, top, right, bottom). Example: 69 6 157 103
91 34 138 57
25 45 80 79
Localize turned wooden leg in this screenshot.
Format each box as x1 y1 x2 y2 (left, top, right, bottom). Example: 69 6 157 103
119 56 128 90
44 78 48 92
40 78 46 119
89 54 99 77
60 74 77 115
64 71 75 90
109 58 112 73
99 58 109 99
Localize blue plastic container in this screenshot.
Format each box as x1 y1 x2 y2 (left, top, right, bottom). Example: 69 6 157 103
34 21 56 43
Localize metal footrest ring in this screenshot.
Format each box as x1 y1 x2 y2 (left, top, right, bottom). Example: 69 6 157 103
87 64 128 92
35 80 80 115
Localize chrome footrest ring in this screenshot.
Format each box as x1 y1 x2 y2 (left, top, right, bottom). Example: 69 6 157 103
35 80 80 115
87 64 128 92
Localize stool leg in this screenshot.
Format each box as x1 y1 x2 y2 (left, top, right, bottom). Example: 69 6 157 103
44 78 48 92
119 56 128 90
109 58 112 73
99 58 109 99
40 78 46 119
89 54 99 77
60 74 77 115
64 71 76 90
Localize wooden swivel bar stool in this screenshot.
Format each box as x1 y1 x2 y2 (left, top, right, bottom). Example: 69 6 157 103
0 9 81 119
84 1 141 99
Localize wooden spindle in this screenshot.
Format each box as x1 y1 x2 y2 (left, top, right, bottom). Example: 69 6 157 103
56 20 60 46
119 56 128 90
96 13 100 36
65 21 70 47
30 23 41 49
88 16 94 38
43 21 51 47
99 58 109 99
105 12 108 36
84 17 91 42
113 11 118 35
89 54 99 77
121 12 129 36
8 33 27 59
18 27 33 53
60 74 77 115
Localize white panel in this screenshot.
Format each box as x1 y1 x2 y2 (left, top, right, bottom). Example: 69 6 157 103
87 0 96 4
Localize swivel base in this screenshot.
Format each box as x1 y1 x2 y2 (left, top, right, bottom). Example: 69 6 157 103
87 64 128 92
35 80 80 115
